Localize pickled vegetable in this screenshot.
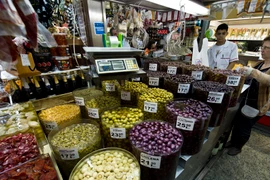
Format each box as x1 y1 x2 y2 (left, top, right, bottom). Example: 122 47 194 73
101 80 121 97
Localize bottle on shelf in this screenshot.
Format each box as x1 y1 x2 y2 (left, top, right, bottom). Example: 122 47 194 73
68 73 76 92
62 74 70 93
10 80 21 103
20 77 30 102
33 76 44 99
80 71 87 87
37 76 48 98
74 71 82 88
53 75 61 95
26 77 36 99
44 76 54 96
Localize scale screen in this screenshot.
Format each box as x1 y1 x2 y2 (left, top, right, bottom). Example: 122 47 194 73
95 58 139 74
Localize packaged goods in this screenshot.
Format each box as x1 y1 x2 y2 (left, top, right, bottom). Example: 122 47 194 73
101 107 143 151
143 58 161 71
38 104 81 134
138 88 173 120
248 0 265 13
53 33 68 45
69 148 140 180
166 99 212 155
182 64 211 81
130 121 183 180
250 29 257 39
237 0 251 14
101 80 121 97
192 81 234 127
159 61 186 75
54 56 72 70
244 28 251 39
144 71 169 88
261 28 269 39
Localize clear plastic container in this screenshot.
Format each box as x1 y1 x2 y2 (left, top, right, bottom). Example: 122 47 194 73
48 122 101 179
182 64 211 81
101 80 121 97
166 99 213 155
101 107 143 151
69 147 140 180
129 121 183 180
143 71 168 88
143 58 161 71
54 56 72 70
53 33 68 45
160 61 186 74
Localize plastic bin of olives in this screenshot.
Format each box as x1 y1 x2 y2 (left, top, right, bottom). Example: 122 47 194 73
120 81 148 106
208 69 245 107
69 147 140 180
143 58 161 71
192 81 234 127
101 107 143 151
182 64 211 81
48 122 101 178
160 61 186 75
143 71 169 88
138 88 173 120
101 80 121 97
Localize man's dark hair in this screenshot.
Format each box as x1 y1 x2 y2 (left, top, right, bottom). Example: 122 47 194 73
263 35 270 42
216 23 228 32
146 40 156 50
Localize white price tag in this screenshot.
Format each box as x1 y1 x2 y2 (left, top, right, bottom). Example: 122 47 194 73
132 77 141 82
110 128 126 139
167 66 177 75
121 91 131 101
105 83 115 91
144 101 158 113
88 108 99 119
191 71 203 80
140 152 161 169
177 84 190 94
44 121 58 131
74 97 85 106
149 63 157 71
59 148 79 160
20 54 31 66
149 77 159 86
176 116 195 131
207 92 224 104
226 76 241 87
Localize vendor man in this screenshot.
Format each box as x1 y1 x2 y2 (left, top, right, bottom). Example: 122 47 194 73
208 23 239 69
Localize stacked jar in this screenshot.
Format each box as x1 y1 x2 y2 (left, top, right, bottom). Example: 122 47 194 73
143 71 169 88
166 99 212 155
192 81 234 127
182 64 211 81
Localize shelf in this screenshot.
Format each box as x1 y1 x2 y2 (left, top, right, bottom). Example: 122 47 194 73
211 15 270 25
37 66 90 76
209 39 263 42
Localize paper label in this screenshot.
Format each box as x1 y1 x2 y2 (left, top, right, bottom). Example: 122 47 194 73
43 121 58 131
149 77 159 86
207 92 224 104
226 76 241 86
59 148 79 160
17 0 35 16
144 101 158 113
177 84 191 94
88 108 99 119
121 91 131 101
110 128 126 139
167 66 177 75
173 11 179 21
149 63 157 71
74 97 85 106
176 116 196 131
20 54 31 66
105 83 115 91
132 77 141 82
140 152 161 169
191 71 203 80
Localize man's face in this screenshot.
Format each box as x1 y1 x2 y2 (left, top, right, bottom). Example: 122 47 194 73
215 29 228 42
261 41 270 60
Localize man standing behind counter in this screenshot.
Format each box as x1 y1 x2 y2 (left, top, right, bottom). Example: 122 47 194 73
208 23 239 69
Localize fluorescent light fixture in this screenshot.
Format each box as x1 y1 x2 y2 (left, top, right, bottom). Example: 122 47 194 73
146 0 209 16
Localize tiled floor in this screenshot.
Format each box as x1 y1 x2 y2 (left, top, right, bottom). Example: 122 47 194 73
203 128 270 180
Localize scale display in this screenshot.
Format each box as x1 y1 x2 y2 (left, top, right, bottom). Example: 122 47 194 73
95 58 139 74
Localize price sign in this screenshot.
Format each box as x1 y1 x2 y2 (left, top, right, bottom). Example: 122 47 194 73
176 116 195 131
226 76 240 87
167 66 177 75
121 91 131 101
144 101 158 113
74 97 85 106
110 128 126 139
149 77 159 86
132 77 141 82
140 152 161 169
191 71 203 80
149 63 157 71
88 108 99 119
177 84 190 94
20 54 31 66
59 148 79 160
44 121 58 131
207 92 224 104
105 83 115 91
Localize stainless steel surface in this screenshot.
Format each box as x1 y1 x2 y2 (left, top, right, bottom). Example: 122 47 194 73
83 47 143 57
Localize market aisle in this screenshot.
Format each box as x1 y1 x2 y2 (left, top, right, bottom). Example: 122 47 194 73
203 129 270 180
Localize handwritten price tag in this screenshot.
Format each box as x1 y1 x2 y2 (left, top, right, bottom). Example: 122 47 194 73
88 108 99 119
140 153 161 169
149 63 158 71
167 66 177 75
110 128 126 139
74 97 85 106
207 92 224 104
176 116 195 131
105 83 115 92
59 148 79 160
191 71 203 80
226 76 240 86
149 77 159 86
132 77 141 82
144 101 158 113
121 91 131 101
177 84 190 94
44 121 58 131
20 54 31 66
